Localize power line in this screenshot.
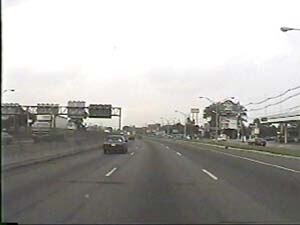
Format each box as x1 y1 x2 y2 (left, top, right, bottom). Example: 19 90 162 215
245 85 300 106
248 91 300 112
249 105 300 119
287 104 300 111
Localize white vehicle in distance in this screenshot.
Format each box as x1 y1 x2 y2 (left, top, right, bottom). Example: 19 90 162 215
217 134 228 141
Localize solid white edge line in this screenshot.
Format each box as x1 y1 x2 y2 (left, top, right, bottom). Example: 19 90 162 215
177 140 300 174
192 141 300 160
105 167 118 177
202 169 218 180
176 152 182 156
214 150 300 174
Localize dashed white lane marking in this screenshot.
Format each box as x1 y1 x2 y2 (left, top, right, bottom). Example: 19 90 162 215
177 140 300 174
202 169 218 180
166 146 169 149
84 194 90 199
136 146 138 149
130 152 135 156
176 152 182 156
105 167 118 177
214 150 300 174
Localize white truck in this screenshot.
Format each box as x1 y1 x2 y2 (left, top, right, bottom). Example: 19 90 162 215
31 115 70 142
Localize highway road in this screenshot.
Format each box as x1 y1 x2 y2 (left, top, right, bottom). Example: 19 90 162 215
2 137 300 224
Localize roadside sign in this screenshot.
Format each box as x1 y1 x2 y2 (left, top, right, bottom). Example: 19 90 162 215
191 108 200 113
37 103 59 115
219 116 237 129
67 101 86 118
1 103 22 115
88 104 112 118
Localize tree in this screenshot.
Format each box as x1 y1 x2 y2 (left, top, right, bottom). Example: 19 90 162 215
203 100 248 138
203 103 220 128
236 103 248 137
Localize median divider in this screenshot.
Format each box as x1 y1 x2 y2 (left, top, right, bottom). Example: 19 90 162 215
2 134 104 171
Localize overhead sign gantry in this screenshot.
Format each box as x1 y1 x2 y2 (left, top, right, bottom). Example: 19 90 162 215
1 101 122 130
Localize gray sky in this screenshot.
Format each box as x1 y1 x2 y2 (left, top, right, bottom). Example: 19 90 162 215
2 0 300 127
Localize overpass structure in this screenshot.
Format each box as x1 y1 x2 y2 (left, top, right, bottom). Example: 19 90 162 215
259 112 300 144
260 112 300 124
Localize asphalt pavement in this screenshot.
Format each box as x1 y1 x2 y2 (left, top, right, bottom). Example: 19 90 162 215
2 137 300 224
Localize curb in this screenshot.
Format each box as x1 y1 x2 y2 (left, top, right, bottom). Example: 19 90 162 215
2 144 102 171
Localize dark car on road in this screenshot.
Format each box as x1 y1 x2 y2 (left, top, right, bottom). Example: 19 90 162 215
248 138 267 146
103 135 128 154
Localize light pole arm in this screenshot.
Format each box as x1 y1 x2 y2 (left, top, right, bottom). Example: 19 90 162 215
199 96 215 104
281 26 300 32
3 89 15 94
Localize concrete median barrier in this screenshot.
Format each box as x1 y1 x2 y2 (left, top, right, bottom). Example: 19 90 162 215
2 132 105 171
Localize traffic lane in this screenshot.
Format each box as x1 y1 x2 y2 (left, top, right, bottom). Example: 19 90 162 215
2 139 140 223
4 139 142 224
67 139 284 224
152 138 300 222
64 138 221 224
194 140 300 171
161 138 300 171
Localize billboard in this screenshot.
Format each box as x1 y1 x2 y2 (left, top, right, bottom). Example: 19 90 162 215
220 116 238 129
191 108 200 113
67 101 86 118
88 104 112 118
36 115 52 121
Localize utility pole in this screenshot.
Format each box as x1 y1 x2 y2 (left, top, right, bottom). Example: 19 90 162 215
118 108 122 130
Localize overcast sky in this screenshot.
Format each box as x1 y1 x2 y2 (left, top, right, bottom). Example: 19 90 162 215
2 0 300 127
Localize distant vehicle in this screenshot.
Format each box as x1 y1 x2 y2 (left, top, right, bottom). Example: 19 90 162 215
264 136 276 141
185 135 191 140
217 134 228 141
31 115 69 142
2 131 13 145
127 131 136 140
173 134 184 139
67 121 77 130
103 135 128 154
248 138 267 146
